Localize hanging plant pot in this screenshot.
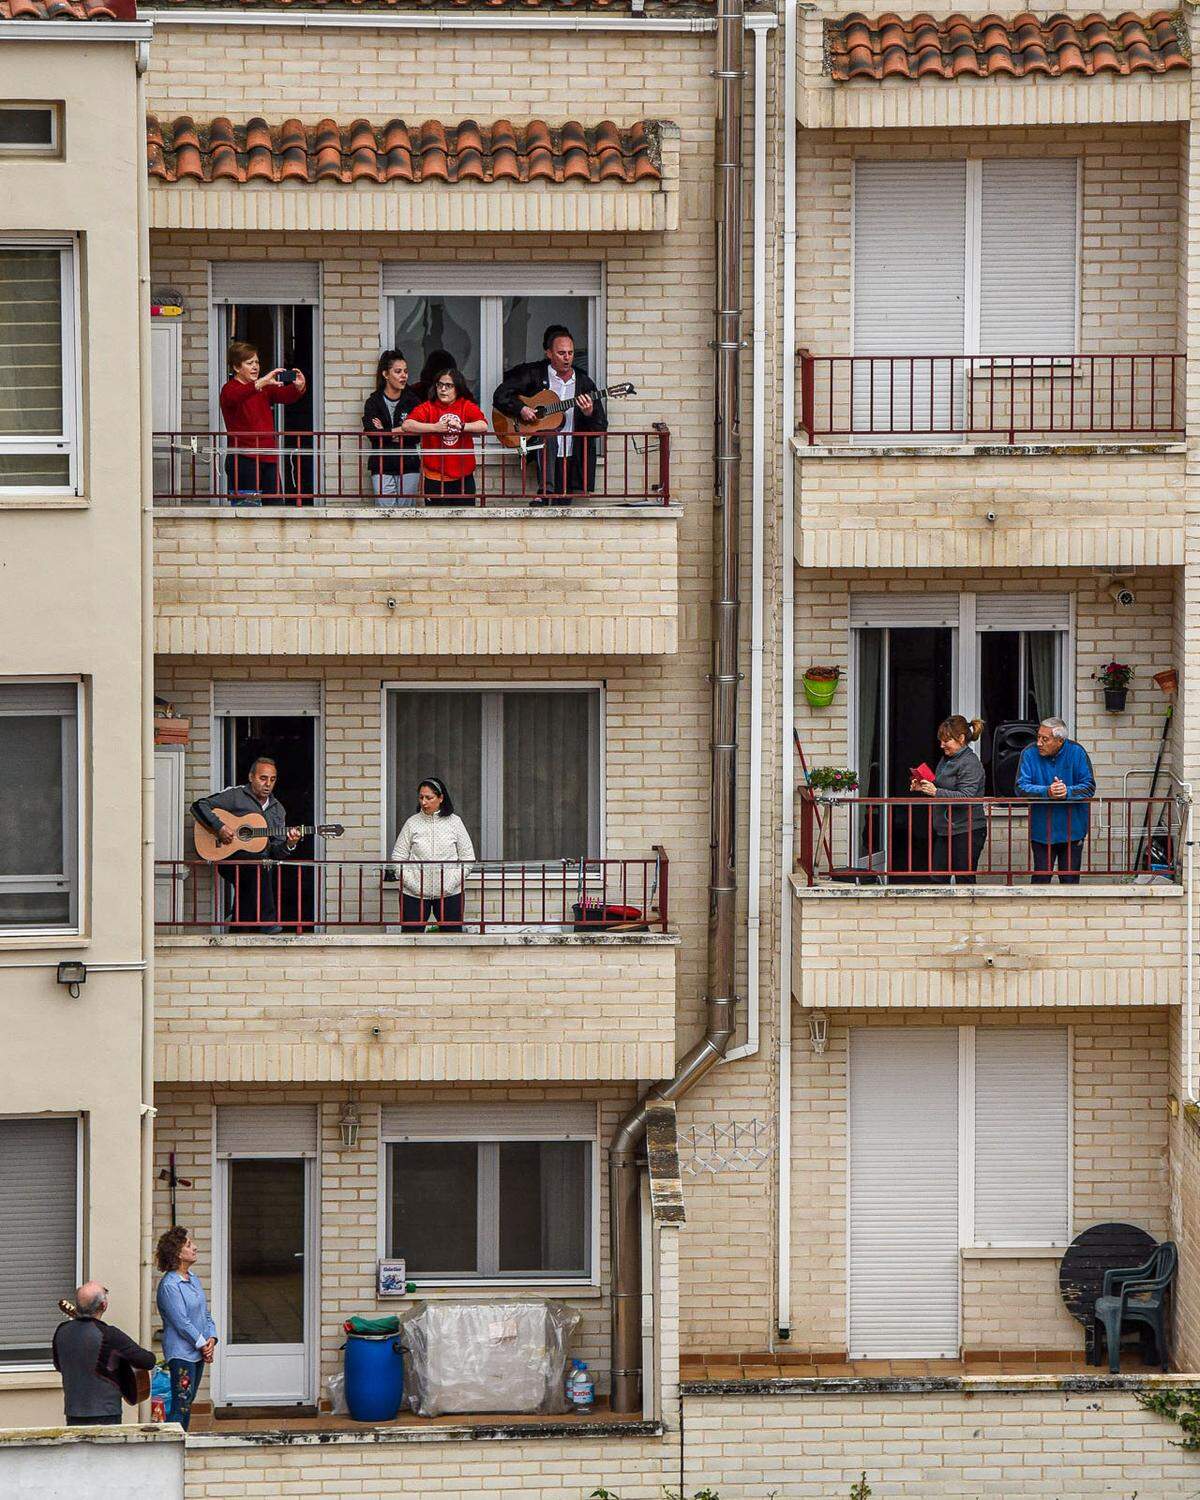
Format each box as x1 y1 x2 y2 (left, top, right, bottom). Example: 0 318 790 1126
1104 687 1128 712
802 667 840 709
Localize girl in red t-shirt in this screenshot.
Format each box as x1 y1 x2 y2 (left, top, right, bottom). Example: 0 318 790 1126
402 366 488 504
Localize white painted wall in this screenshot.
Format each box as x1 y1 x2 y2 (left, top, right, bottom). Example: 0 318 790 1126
0 1428 184 1499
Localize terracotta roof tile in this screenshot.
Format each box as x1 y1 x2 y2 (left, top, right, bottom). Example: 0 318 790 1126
140 0 703 10
148 115 663 186
827 10 1190 81
0 0 128 17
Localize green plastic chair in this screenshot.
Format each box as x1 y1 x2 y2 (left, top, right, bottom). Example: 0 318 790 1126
1092 1240 1177 1373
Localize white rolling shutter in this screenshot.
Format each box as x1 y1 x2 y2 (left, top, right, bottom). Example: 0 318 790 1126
975 594 1071 632
974 1028 1070 1246
211 262 320 306
848 594 960 629
0 1117 79 1354
382 263 602 297
979 160 1078 356
212 681 322 717
0 681 77 715
849 1029 960 1358
215 1105 319 1156
381 1101 597 1141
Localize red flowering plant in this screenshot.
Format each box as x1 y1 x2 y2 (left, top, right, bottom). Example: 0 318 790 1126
1095 660 1133 690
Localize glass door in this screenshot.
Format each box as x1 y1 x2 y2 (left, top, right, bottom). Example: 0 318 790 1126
217 1157 311 1406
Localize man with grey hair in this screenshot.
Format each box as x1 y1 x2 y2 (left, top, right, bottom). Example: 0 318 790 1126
1015 717 1096 884
52 1282 156 1426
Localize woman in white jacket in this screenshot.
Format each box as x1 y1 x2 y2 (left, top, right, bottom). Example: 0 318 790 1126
390 778 475 931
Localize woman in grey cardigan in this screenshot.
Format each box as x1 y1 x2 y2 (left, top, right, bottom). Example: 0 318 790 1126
911 715 987 883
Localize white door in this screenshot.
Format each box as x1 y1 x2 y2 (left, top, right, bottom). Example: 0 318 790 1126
848 1028 960 1357
153 745 186 922
151 318 182 497
214 1106 317 1407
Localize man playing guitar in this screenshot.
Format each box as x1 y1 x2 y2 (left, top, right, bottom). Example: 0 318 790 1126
191 756 301 933
53 1283 156 1425
492 325 607 503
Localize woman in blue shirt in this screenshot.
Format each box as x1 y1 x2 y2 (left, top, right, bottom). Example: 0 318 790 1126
155 1226 218 1430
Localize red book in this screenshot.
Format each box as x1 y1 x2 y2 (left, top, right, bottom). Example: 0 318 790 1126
912 762 936 784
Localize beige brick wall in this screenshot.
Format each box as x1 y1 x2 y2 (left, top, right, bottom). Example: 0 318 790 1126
153 512 680 658
784 1008 1169 1353
155 936 677 1083
794 891 1185 1010
682 1389 1199 1497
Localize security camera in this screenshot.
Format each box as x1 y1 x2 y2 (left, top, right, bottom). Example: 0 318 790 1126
1109 584 1136 609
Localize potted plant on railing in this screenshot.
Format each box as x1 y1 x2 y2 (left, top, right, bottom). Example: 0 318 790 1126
1096 659 1133 712
802 665 841 709
806 766 859 803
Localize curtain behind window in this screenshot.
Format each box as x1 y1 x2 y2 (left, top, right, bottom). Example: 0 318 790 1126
503 692 591 860
391 692 482 852
0 247 68 486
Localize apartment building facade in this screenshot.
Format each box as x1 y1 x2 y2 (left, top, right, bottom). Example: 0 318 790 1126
7 0 1200 1495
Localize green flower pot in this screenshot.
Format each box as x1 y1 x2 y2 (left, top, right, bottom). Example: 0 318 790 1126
802 674 839 709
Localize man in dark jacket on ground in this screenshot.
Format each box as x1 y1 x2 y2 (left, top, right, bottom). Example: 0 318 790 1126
52 1283 156 1426
492 324 607 503
191 755 300 932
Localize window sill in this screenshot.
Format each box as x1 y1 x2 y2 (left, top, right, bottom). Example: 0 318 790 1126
0 930 88 951
0 1366 59 1389
0 495 88 510
961 1245 1065 1260
383 1282 603 1301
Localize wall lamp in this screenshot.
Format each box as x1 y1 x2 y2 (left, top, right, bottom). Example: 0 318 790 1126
338 1101 361 1150
808 1012 829 1055
56 961 87 998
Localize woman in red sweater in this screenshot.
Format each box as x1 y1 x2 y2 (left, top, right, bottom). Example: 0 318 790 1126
401 366 488 504
219 340 306 505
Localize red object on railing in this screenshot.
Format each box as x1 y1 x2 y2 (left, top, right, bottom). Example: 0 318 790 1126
152 429 671 506
155 854 670 934
796 354 1184 443
797 795 1180 886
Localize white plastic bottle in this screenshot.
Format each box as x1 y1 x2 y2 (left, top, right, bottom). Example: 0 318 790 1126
567 1360 594 1409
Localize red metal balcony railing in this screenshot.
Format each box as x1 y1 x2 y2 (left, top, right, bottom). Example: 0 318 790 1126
797 353 1184 443
152 428 670 506
154 852 669 934
798 795 1182 886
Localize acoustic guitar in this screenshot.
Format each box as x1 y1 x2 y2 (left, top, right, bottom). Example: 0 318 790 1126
193 808 345 863
491 381 637 451
58 1299 152 1405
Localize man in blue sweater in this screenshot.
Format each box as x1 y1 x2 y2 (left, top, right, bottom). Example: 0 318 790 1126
1015 717 1096 884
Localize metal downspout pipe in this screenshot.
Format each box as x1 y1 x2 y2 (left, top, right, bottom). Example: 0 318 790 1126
609 0 744 1416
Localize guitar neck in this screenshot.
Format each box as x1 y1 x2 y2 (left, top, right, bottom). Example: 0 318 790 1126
540 386 623 417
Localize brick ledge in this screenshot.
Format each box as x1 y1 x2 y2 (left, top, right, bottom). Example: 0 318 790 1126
681 1375 1199 1397
187 1418 663 1448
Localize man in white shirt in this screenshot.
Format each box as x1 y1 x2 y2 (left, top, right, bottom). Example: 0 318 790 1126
492 325 608 503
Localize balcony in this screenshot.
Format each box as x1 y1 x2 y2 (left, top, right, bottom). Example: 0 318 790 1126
152 429 680 657
792 795 1186 1012
792 353 1186 571
153 854 677 1085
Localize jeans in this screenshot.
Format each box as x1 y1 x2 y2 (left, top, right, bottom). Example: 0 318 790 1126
1031 840 1085 885
67 1413 121 1426
168 1357 204 1431
373 470 420 507
422 472 476 505
401 890 464 932
931 826 987 885
219 859 279 930
224 454 278 504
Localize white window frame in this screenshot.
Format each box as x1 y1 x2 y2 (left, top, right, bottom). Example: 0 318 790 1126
850 158 1081 361
0 677 84 936
847 592 1075 787
380 681 606 862
377 1107 600 1288
0 237 80 495
206 261 324 436
0 1112 83 1372
379 263 606 414
0 103 60 157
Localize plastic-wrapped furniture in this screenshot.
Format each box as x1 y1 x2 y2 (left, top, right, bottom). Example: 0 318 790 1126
1092 1240 1177 1373
400 1300 579 1416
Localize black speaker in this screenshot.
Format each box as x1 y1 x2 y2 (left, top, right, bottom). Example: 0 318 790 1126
992 720 1039 797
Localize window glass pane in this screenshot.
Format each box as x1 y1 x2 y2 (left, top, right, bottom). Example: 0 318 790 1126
502 692 592 860
0 109 54 149
228 1159 305 1345
0 248 63 438
502 297 590 376
390 296 481 400
0 1117 77 1359
0 453 69 487
389 1143 478 1274
391 691 482 851
0 706 70 926
498 1141 589 1276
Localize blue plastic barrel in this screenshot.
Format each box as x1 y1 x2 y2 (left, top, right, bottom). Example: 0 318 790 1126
343 1335 405 1422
